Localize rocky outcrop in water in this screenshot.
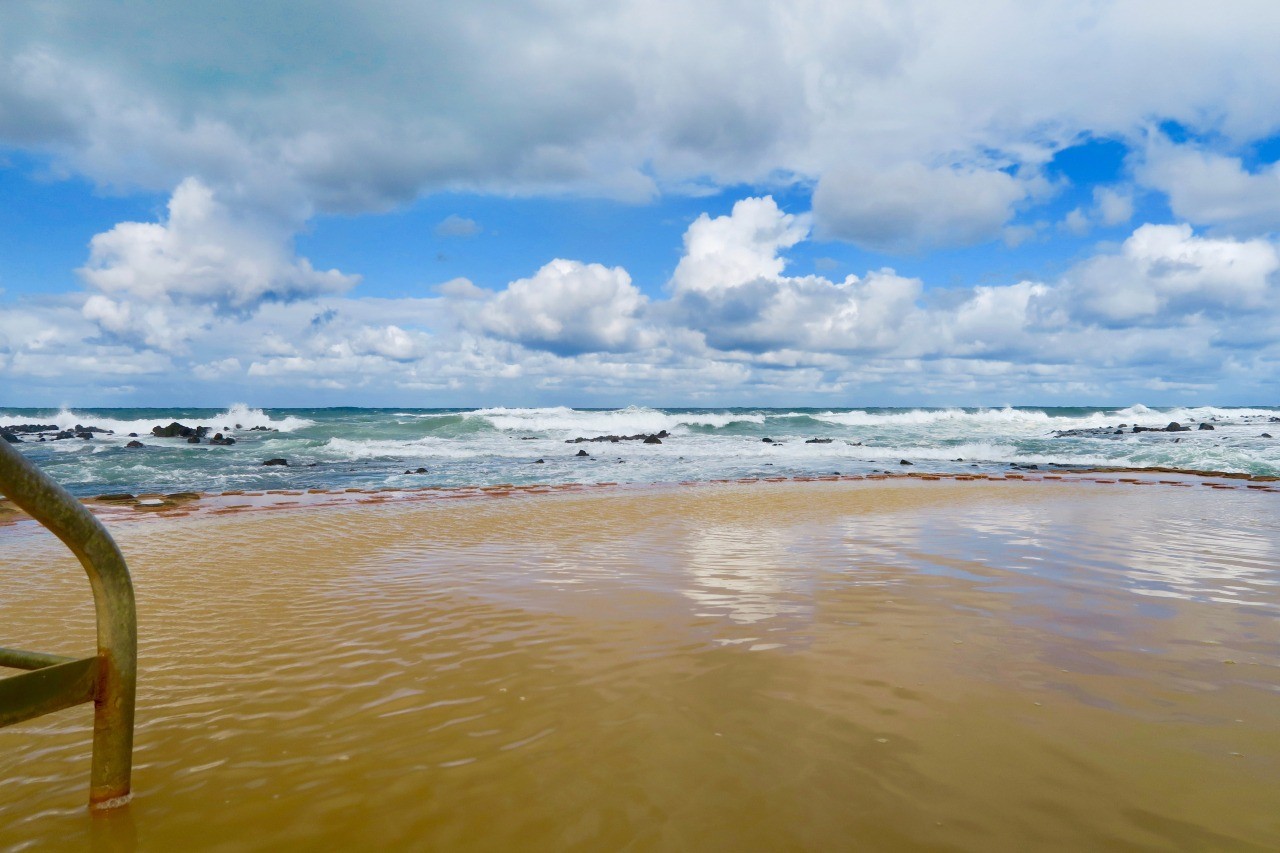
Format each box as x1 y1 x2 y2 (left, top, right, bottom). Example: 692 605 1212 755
2 423 58 434
263 458 289 466
152 422 209 439
567 430 669 444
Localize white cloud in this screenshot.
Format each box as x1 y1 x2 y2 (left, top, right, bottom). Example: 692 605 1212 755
1138 143 1280 234
1063 207 1090 236
4 193 1280 405
1093 186 1134 226
434 215 481 238
671 196 808 293
812 164 1028 252
6 3 1280 252
477 259 650 355
78 178 357 311
1064 223 1279 322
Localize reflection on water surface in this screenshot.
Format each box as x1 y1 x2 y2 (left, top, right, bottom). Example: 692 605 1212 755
2 481 1278 850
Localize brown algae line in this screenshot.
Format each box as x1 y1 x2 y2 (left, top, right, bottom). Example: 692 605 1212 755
1 469 1276 531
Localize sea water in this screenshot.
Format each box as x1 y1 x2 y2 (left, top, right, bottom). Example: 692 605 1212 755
2 402 1279 497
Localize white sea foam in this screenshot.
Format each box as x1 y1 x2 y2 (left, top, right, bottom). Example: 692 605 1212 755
466 405 765 434
0 403 313 436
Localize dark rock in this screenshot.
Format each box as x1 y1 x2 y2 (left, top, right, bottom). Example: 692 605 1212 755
208 433 236 445
520 436 538 440
761 437 774 443
248 425 276 432
899 459 913 466
1166 422 1189 432
74 424 112 434
575 449 590 457
235 423 243 429
1263 433 1274 439
128 433 138 437
1 423 58 434
78 433 93 440
95 493 136 502
534 459 545 464
152 421 209 439
566 430 669 444
804 438 833 444
125 440 145 448
55 430 74 440
953 458 964 462
414 467 428 474
186 436 201 443
263 458 289 466
2 431 20 443
643 435 662 444
1198 423 1215 430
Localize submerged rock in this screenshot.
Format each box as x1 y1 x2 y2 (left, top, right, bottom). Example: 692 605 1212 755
125 440 145 448
1198 423 1215 430
262 458 289 466
575 449 590 457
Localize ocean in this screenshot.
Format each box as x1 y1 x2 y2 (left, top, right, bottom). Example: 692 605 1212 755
2 403 1278 497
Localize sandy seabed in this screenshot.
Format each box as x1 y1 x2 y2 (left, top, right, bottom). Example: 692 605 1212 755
2 477 1278 851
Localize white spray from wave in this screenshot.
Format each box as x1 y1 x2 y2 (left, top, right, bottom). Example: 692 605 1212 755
466 405 765 435
0 403 314 436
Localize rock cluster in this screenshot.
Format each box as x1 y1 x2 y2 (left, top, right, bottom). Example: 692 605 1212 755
567 430 669 444
152 421 208 438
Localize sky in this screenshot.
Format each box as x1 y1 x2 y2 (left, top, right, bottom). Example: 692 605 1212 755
2 1 1279 408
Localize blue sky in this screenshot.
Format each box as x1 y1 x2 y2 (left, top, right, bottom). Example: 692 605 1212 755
2 2 1279 407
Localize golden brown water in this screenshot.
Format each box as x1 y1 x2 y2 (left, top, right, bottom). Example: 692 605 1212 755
2 480 1278 851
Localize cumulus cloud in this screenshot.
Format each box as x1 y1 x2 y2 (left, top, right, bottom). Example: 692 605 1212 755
4 191 1280 405
1138 143 1280 234
671 197 808 293
477 259 650 355
811 164 1028 252
79 178 357 311
1064 224 1279 323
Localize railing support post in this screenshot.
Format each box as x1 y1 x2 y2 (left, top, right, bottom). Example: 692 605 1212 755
0 440 137 810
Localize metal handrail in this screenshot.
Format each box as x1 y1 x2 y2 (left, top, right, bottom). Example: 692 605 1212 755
0 439 136 810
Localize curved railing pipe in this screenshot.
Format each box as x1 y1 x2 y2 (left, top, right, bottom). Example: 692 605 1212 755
0 439 136 810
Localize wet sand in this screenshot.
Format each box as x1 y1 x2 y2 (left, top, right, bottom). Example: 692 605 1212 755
2 479 1278 851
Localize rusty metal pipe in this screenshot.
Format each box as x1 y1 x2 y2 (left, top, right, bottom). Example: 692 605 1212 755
0 440 136 810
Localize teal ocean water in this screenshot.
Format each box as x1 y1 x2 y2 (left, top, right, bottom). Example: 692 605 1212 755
2 403 1278 497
